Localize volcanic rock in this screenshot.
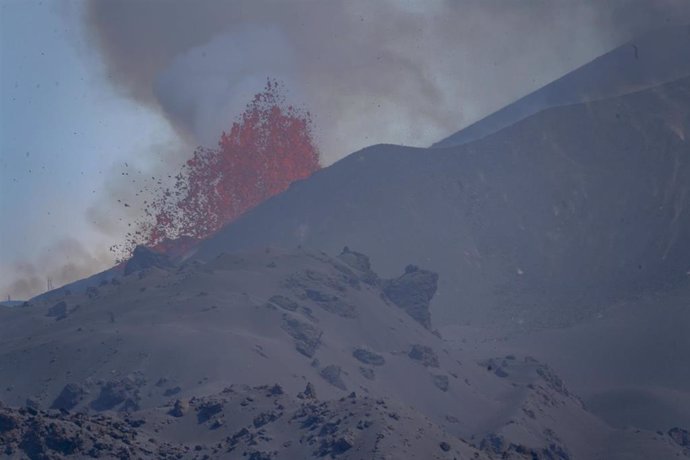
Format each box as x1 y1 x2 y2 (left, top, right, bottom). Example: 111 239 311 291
124 245 174 276
352 348 386 366
281 315 322 358
45 301 68 320
408 344 440 368
669 427 690 447
319 365 347 391
383 265 438 329
51 383 86 411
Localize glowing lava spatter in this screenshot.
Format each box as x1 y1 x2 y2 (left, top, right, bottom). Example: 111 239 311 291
115 79 321 260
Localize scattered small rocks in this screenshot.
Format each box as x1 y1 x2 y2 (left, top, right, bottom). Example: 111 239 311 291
196 399 224 423
298 382 318 400
86 286 100 299
285 271 358 318
408 344 440 368
253 410 281 428
669 427 689 447
352 348 386 366
536 364 569 396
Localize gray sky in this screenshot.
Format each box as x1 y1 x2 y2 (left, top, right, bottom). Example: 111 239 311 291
2 0 690 299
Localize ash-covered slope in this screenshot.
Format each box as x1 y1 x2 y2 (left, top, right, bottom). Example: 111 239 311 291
195 76 690 330
433 24 690 148
1 249 684 459
187 75 690 433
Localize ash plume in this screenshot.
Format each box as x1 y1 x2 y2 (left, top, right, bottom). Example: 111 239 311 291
85 0 690 164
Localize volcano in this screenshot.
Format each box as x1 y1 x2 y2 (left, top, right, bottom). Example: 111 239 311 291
4 24 690 459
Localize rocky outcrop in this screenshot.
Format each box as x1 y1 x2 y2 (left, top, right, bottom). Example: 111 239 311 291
383 265 438 329
319 365 347 391
281 315 322 358
352 348 386 366
50 383 86 411
168 399 188 418
285 270 358 319
0 407 170 458
90 378 143 411
297 382 318 400
337 247 378 285
407 344 440 368
45 301 68 320
124 245 174 276
196 399 224 423
669 427 689 447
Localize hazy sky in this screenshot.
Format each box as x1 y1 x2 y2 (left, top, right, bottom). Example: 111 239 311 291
1 1 178 297
2 0 689 299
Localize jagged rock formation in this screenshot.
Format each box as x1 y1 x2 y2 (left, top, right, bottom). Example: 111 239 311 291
337 246 379 285
123 245 174 276
50 384 86 411
0 385 492 460
383 265 439 329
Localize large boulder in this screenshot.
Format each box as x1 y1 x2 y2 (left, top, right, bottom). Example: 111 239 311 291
383 265 439 329
50 383 86 411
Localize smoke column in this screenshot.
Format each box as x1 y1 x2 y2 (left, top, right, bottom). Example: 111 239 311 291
86 0 690 164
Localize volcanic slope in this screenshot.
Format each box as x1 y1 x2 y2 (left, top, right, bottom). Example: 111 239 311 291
433 23 690 148
185 75 690 434
2 249 686 459
194 76 690 330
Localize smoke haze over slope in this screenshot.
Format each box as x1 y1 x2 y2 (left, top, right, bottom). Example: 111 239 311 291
86 0 690 164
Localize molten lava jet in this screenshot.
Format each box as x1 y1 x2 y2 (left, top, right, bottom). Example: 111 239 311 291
117 79 321 260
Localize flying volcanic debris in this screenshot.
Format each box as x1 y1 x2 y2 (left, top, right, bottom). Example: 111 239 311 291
114 78 320 259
